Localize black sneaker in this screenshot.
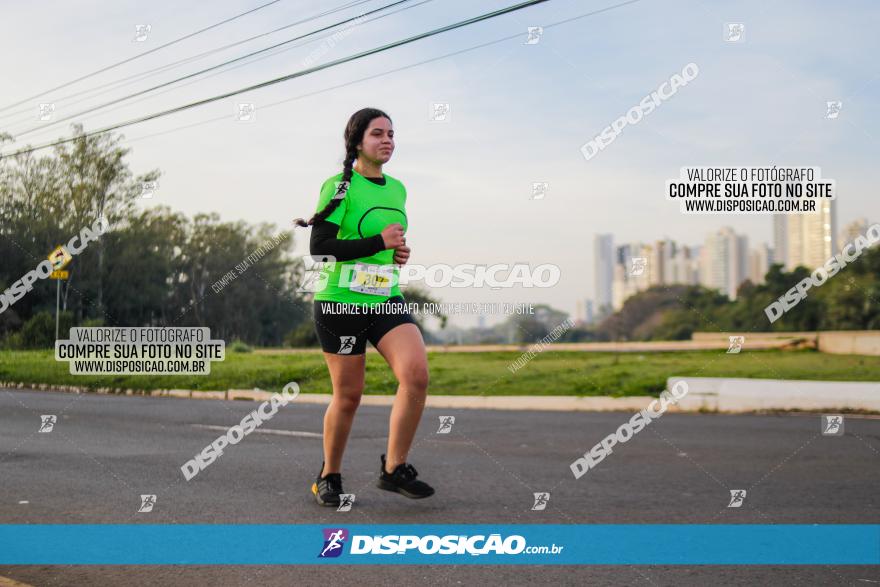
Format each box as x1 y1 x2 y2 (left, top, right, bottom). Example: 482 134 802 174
377 453 435 499
311 461 344 507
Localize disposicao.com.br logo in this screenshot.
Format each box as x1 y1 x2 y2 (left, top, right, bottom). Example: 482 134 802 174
317 528 563 558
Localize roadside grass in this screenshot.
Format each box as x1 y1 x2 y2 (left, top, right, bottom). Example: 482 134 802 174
1 348 878 397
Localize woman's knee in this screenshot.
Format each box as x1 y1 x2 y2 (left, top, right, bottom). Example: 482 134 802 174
399 364 429 392
332 385 364 413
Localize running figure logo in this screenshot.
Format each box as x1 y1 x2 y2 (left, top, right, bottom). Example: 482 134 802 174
429 102 450 122
38 103 55 121
727 489 746 508
139 181 158 199
236 103 256 122
524 26 543 44
337 494 355 512
437 416 455 434
318 528 349 558
531 492 550 510
630 257 647 276
138 494 156 513
338 336 356 355
821 414 844 436
825 101 842 119
38 415 57 433
297 255 335 293
727 336 745 354
530 182 548 200
332 181 350 200
724 23 744 42
133 24 151 42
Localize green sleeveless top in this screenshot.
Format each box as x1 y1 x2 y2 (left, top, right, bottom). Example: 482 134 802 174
312 169 408 305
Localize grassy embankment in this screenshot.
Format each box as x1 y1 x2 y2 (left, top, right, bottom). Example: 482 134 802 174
1 349 878 397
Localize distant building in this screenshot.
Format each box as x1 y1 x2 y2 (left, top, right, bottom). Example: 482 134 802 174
611 242 652 310
747 243 771 285
773 215 787 269
593 234 614 315
839 217 869 248
700 227 748 300
772 200 837 270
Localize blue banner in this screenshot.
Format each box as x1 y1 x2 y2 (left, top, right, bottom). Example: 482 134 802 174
1 524 877 565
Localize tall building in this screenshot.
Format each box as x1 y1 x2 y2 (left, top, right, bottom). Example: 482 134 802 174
593 234 614 315
839 217 869 247
748 243 771 285
611 242 652 310
772 215 787 269
700 227 748 300
772 200 837 270
671 245 700 285
652 239 678 286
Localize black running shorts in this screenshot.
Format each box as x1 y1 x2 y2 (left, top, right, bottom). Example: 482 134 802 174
313 295 418 355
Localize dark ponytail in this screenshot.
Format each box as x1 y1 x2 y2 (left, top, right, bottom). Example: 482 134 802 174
294 107 392 228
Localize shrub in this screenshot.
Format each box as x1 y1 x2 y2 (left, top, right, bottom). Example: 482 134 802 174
229 339 253 353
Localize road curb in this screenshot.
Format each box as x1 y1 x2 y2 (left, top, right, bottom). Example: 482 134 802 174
668 377 880 412
0 380 667 411
3 380 878 414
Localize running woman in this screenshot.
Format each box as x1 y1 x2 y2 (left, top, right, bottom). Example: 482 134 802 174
293 108 434 507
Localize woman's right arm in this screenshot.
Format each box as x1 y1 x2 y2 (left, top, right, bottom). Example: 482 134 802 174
309 219 385 261
310 221 408 261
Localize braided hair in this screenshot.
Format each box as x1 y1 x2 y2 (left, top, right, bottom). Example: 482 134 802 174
294 107 392 228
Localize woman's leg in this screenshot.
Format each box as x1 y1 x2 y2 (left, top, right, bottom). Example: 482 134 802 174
320 352 366 477
375 323 429 473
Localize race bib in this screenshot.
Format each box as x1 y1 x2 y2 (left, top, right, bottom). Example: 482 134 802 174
348 262 394 296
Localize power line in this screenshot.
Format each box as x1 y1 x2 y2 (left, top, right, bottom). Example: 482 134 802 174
0 0 285 113
118 0 643 147
1 0 648 159
14 0 415 138
0 0 374 126
2 0 553 156
11 0 436 146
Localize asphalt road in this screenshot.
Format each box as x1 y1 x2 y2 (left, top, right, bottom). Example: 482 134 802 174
1 388 878 586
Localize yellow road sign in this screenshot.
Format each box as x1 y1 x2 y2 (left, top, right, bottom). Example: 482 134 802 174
50 270 69 280
48 246 72 270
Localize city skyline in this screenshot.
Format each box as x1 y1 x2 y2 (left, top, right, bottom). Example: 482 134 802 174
585 205 872 323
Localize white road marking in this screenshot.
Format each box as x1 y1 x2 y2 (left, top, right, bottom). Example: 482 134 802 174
190 424 322 438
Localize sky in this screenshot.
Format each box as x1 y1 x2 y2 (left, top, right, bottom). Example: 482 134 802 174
2 0 878 328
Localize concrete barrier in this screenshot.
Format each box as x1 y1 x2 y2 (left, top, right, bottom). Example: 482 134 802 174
691 331 817 342
817 330 880 356
668 376 880 412
692 330 880 356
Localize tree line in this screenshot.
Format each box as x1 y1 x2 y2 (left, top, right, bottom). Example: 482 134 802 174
595 255 880 341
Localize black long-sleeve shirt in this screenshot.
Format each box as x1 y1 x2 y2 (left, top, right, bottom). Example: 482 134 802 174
308 175 388 261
